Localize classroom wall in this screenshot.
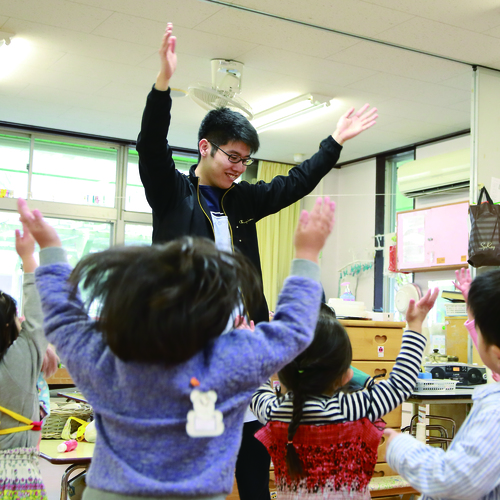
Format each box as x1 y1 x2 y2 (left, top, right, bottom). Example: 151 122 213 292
475 67 500 206
319 158 376 309
304 134 472 314
412 135 471 294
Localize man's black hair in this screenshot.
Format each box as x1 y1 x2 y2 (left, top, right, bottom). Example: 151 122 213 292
198 107 260 158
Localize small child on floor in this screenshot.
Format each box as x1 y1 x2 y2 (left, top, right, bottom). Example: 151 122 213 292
251 290 438 499
0 224 47 499
17 196 335 500
384 269 500 500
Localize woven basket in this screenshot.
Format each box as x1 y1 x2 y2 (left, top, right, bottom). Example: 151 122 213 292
415 379 458 393
42 403 93 439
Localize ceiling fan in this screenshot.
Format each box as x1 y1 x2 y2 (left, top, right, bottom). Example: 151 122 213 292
188 59 253 120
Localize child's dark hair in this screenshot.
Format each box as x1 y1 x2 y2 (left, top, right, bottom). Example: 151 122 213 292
0 291 19 362
69 237 263 365
278 303 352 480
198 107 260 160
468 269 500 347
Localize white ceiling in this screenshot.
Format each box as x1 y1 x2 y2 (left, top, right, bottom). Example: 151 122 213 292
1 0 500 164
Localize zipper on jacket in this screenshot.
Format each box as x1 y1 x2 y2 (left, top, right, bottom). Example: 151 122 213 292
221 185 254 322
198 183 254 322
221 184 235 252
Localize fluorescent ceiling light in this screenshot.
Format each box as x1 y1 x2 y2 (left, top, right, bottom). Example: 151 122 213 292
252 93 332 132
0 30 14 49
0 35 31 80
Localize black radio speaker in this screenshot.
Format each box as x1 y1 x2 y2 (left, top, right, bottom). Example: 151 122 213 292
424 363 487 386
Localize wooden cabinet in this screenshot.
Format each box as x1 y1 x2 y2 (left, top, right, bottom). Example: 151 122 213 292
341 320 406 477
45 366 74 386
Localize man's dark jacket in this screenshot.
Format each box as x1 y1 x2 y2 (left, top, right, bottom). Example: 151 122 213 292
137 87 342 324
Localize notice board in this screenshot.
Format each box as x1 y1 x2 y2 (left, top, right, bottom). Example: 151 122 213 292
396 201 469 272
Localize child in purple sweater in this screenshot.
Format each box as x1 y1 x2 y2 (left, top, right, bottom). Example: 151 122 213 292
17 196 335 500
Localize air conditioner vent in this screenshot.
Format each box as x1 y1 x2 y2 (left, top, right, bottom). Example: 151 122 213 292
398 148 470 198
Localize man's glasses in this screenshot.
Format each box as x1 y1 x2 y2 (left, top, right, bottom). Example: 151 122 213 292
209 142 254 166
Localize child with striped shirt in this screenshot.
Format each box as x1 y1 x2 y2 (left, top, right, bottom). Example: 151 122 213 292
251 291 438 500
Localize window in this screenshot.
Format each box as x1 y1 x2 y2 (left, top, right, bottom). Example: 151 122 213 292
32 139 117 207
0 134 29 200
126 150 150 213
384 152 415 319
0 211 111 309
124 223 152 246
0 126 199 311
125 149 196 213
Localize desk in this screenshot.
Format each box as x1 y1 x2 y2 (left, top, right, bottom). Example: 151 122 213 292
40 439 94 500
57 390 88 404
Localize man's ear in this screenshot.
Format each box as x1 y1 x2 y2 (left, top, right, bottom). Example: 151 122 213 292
199 139 211 159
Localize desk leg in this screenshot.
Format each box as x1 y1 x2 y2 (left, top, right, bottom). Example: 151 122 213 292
60 464 87 500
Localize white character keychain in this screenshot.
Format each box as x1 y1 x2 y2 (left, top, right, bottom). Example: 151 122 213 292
186 377 224 438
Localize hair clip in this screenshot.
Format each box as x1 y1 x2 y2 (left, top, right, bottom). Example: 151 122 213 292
297 369 304 374
287 440 294 445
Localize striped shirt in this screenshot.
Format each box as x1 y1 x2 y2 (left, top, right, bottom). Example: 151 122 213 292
251 330 426 425
387 382 500 500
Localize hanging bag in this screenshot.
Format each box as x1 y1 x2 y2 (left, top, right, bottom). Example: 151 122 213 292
468 186 500 267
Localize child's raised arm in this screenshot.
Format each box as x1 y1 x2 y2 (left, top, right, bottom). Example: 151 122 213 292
334 289 438 423
9 214 48 376
294 197 335 264
15 222 37 273
406 288 439 334
454 267 471 303
17 198 61 250
17 198 106 390
217 197 335 391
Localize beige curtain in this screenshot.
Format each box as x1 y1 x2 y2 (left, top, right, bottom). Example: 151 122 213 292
256 161 301 312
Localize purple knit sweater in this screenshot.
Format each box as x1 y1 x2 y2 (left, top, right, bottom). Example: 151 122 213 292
35 250 321 497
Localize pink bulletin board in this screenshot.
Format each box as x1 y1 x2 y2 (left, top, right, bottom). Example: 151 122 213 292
396 201 469 272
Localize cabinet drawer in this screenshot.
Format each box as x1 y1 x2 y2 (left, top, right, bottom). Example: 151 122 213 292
46 367 74 385
346 327 403 360
377 432 392 462
372 462 398 477
352 361 395 379
382 407 402 428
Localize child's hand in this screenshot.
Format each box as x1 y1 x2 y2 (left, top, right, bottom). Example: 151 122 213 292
15 222 35 258
454 267 471 302
234 315 255 332
383 428 400 447
15 222 37 273
41 345 60 379
406 288 439 333
294 197 336 263
17 199 61 249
